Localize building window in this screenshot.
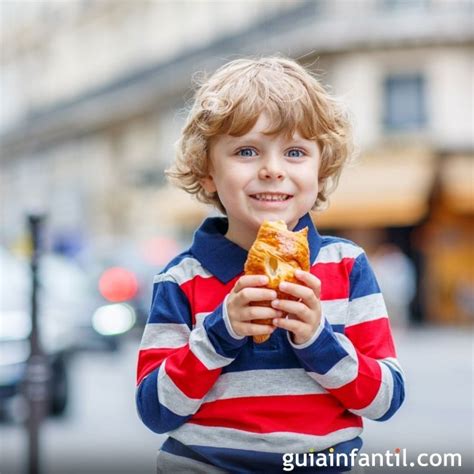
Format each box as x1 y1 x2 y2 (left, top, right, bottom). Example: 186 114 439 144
383 74 427 131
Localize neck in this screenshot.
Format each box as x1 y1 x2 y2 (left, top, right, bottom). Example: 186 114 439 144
225 221 258 251
225 224 256 251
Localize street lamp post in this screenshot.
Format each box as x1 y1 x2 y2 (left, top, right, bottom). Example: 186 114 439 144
23 214 51 474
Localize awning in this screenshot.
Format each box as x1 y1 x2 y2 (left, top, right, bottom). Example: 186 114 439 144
440 155 473 214
314 148 436 229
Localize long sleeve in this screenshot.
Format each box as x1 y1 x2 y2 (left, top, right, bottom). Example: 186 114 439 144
135 275 246 434
291 251 406 421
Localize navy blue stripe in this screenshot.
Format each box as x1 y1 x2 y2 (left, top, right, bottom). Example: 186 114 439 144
320 235 358 249
332 324 345 334
161 436 362 473
349 253 381 301
222 329 304 373
203 304 247 359
292 318 349 374
149 280 192 327
136 370 190 434
375 362 406 421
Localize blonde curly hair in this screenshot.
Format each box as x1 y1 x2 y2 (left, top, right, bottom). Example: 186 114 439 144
166 56 354 214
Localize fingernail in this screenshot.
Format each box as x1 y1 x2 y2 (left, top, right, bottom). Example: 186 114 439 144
272 300 279 307
273 319 279 326
279 282 287 290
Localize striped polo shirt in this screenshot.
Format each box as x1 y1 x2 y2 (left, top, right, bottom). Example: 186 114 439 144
136 213 405 473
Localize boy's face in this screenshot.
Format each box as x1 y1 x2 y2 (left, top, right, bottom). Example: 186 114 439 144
202 112 321 249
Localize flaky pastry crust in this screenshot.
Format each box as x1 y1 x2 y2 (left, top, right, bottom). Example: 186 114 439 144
244 220 310 343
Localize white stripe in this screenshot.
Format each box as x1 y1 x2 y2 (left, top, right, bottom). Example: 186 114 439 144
194 312 211 329
350 360 394 419
307 334 358 389
171 424 363 453
346 293 388 327
157 360 201 417
315 241 363 265
140 323 190 349
154 257 212 285
204 368 327 402
189 325 234 370
381 357 406 384
381 356 404 374
321 299 348 325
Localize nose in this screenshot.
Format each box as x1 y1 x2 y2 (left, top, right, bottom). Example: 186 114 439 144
258 155 285 181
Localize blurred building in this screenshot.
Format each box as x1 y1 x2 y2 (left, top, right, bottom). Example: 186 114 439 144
1 0 473 325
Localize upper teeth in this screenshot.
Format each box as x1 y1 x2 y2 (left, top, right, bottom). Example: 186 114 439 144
253 194 289 201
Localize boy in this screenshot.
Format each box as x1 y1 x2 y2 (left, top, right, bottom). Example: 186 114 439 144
136 56 405 473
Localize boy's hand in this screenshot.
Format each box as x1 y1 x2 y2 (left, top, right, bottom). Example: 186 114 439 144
270 270 322 345
226 275 283 338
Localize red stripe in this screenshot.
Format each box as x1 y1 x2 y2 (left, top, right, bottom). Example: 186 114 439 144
189 393 362 435
345 318 396 359
180 258 355 322
165 347 222 399
311 258 355 300
329 354 382 409
136 347 177 385
180 275 238 324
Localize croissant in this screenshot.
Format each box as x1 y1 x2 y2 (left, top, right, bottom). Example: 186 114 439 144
244 220 310 343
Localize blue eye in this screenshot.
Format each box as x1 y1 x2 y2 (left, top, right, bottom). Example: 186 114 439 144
286 149 305 158
237 148 257 157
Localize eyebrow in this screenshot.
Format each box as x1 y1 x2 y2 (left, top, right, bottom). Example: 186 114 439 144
226 135 312 145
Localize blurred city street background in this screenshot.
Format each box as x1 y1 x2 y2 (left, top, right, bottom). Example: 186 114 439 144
1 1 473 473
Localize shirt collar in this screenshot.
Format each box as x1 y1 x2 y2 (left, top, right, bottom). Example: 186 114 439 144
190 213 322 284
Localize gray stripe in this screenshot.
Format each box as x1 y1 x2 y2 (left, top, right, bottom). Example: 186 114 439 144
315 242 363 264
189 325 234 370
350 360 394 419
307 334 358 389
140 323 190 349
154 257 212 285
157 360 201 417
381 357 405 381
194 312 211 328
321 299 348 325
171 424 363 453
346 293 388 327
204 368 327 402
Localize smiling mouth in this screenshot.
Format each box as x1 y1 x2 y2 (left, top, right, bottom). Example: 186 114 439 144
249 193 293 202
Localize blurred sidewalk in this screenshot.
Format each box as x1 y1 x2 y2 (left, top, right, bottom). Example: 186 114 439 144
0 325 472 473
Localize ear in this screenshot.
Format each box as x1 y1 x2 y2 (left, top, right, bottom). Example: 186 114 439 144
201 175 217 193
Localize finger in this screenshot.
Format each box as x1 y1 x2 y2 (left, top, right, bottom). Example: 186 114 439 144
242 306 283 321
271 299 309 320
241 322 276 337
238 287 277 305
234 274 269 292
294 270 321 298
272 316 308 334
278 281 317 308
